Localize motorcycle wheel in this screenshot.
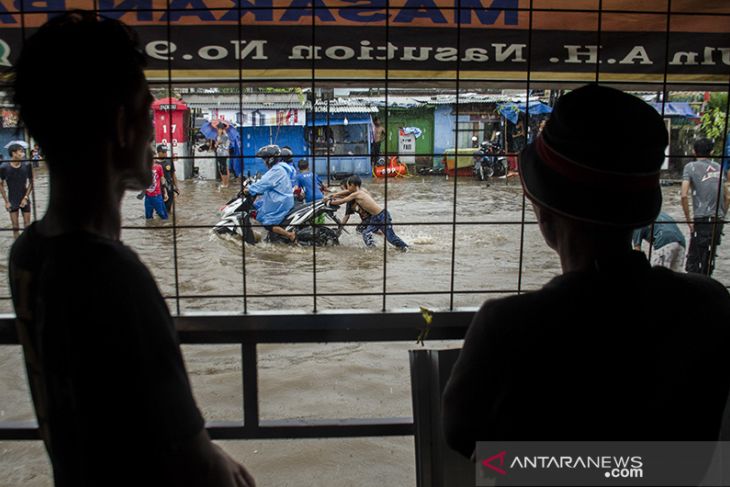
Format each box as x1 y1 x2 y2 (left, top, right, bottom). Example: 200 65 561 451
493 161 507 178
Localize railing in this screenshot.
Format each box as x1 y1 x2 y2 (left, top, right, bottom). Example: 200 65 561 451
0 310 472 441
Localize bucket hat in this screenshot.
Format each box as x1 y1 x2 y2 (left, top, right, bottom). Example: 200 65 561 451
520 84 667 227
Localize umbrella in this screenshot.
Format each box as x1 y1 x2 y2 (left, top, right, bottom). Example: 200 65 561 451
199 120 239 140
497 102 553 124
4 140 29 149
199 120 240 146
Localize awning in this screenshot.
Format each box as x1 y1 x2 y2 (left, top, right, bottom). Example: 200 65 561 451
649 102 700 118
497 102 553 124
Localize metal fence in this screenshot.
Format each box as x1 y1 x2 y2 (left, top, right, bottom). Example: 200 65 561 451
0 311 471 441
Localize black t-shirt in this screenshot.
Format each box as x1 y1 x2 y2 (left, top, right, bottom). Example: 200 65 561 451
443 251 730 457
9 224 204 487
0 161 32 206
161 158 175 189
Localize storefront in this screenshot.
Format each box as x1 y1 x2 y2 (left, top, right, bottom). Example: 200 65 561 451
308 100 378 179
187 93 308 178
383 106 435 171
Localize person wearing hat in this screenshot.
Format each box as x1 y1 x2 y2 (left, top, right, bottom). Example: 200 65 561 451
0 143 33 238
442 85 730 461
156 144 179 214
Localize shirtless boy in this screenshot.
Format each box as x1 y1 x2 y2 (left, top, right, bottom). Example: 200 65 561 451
328 175 408 250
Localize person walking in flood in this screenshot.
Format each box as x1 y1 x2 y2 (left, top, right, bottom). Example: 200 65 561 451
681 137 728 276
144 155 169 220
157 144 178 214
215 123 231 189
0 143 33 238
9 12 254 487
328 175 408 251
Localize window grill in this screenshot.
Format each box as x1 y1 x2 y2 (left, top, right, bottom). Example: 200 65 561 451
0 0 728 483
0 2 728 315
0 2 727 315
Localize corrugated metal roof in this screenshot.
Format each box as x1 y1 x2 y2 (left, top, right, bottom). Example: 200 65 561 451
176 92 544 111
312 99 379 113
183 93 307 110
182 93 378 112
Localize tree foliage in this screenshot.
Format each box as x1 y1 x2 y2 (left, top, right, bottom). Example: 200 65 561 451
700 93 729 154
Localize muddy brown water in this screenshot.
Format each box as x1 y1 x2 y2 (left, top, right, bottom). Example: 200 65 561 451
1 168 727 486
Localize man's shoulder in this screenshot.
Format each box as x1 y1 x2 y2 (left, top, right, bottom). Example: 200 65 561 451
663 269 730 303
471 291 550 335
13 228 146 282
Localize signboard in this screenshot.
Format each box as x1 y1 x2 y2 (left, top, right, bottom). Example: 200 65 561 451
210 108 305 127
0 0 727 86
154 110 187 147
398 131 416 164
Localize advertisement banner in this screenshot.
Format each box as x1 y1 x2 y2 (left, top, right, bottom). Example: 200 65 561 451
0 0 727 85
210 108 305 126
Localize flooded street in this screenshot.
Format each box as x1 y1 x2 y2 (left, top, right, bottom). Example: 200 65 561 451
1 168 729 486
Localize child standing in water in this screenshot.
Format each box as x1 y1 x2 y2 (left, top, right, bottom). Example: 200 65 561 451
328 175 408 251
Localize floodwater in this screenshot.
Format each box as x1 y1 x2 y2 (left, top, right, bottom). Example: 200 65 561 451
1 167 728 486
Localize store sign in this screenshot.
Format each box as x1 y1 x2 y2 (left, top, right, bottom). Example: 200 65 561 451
211 108 305 127
399 132 416 164
154 110 187 146
0 0 727 85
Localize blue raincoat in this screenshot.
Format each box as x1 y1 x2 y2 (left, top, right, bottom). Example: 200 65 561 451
248 162 294 225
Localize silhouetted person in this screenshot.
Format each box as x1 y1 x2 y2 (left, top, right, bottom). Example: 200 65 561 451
443 85 730 463
681 137 728 276
9 12 254 487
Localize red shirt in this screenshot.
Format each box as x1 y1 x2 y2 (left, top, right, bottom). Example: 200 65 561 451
145 164 164 197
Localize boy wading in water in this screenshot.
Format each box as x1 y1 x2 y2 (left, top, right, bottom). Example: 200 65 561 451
328 175 408 250
0 143 33 238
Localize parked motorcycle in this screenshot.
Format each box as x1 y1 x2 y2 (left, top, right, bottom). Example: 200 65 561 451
473 140 508 181
214 178 343 246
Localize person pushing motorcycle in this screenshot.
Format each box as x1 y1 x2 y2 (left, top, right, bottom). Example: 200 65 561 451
244 144 296 242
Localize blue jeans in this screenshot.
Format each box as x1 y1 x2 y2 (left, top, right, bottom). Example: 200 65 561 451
145 194 168 220
362 210 407 249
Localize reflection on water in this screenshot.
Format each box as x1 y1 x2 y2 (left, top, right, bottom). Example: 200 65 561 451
0 169 728 314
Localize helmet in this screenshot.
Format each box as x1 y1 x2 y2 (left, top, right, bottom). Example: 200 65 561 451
256 144 281 167
280 147 293 164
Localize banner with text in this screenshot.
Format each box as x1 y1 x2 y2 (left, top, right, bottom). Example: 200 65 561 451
0 0 727 85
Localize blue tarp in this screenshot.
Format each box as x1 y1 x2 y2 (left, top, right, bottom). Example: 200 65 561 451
497 102 553 124
309 113 372 126
648 102 699 118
